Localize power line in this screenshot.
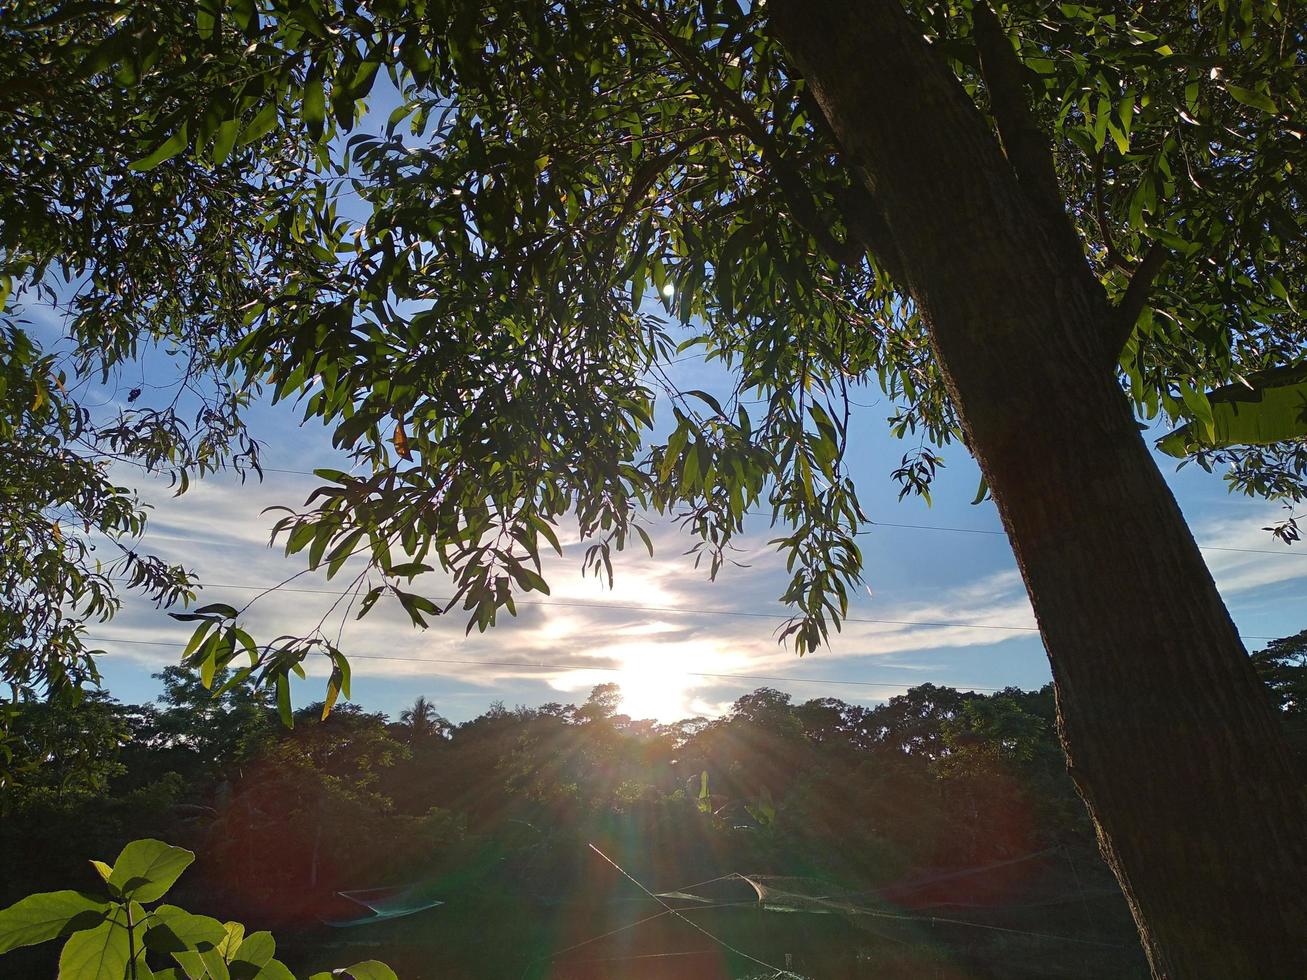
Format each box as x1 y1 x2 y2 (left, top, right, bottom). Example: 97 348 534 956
861 519 1303 560
185 580 1045 634
85 635 1011 694
107 578 1282 641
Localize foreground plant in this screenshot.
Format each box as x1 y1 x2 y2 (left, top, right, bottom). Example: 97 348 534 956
0 838 394 980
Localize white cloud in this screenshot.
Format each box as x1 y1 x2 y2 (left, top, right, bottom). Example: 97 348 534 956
92 473 1049 722
1192 507 1307 596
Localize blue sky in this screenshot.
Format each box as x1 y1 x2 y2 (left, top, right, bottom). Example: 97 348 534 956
50 322 1306 724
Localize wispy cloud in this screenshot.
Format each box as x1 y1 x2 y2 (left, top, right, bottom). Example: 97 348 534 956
94 473 1049 720
1192 508 1307 596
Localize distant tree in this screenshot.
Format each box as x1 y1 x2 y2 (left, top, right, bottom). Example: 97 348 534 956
1252 630 1307 717
867 684 977 760
148 666 275 781
572 683 624 725
1252 630 1307 761
793 698 871 748
730 688 803 738
397 695 451 742
0 691 129 808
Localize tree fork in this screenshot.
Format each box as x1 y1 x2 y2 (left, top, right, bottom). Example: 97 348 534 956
770 1 1307 975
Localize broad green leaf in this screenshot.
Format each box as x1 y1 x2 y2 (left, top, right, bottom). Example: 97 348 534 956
0 891 109 954
144 905 227 953
1158 367 1307 457
228 930 275 980
56 910 130 980
107 840 195 904
340 962 399 980
238 103 277 147
275 673 293 728
1177 379 1215 441
251 961 296 980
217 920 245 959
171 949 207 980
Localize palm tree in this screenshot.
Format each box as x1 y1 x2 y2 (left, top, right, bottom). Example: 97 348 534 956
399 696 447 741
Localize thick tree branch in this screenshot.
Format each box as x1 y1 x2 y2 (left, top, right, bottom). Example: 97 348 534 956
971 1 1063 220
1106 242 1169 364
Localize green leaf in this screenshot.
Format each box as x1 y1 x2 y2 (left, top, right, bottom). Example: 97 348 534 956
129 122 189 172
275 673 293 728
56 909 130 980
171 949 208 980
212 118 240 165
143 906 227 954
250 960 295 980
1224 82 1278 114
1158 367 1307 457
322 671 341 719
196 0 222 40
0 891 109 954
238 103 277 147
229 930 275 980
340 962 399 980
1178 378 1216 441
232 930 273 964
684 389 725 416
107 840 195 904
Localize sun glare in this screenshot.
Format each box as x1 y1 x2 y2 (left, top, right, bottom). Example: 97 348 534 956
616 659 692 722
602 640 728 722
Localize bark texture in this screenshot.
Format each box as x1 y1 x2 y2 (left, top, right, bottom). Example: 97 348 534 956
770 2 1307 976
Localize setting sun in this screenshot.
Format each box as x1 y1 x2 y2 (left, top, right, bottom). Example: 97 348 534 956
613 646 696 722
558 638 741 723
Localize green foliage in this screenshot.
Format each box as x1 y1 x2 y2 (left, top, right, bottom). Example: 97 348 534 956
1157 365 1307 457
0 839 392 980
0 891 111 955
0 691 133 805
1 0 1303 713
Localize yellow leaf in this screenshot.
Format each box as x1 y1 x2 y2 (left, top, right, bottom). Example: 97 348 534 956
393 420 412 460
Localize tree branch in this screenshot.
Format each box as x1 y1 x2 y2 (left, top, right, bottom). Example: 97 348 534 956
1106 242 1168 364
971 1 1063 220
1093 149 1135 272
797 85 910 285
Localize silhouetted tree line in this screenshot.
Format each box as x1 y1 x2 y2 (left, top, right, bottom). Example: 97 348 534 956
3 629 1304 978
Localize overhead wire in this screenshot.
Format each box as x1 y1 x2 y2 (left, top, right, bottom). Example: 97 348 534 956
89 453 1307 558
100 578 1283 642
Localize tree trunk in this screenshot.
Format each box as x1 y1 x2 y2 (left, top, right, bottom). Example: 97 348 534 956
770 2 1307 976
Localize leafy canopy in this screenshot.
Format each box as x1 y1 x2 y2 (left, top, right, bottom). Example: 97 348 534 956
2 0 1303 707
